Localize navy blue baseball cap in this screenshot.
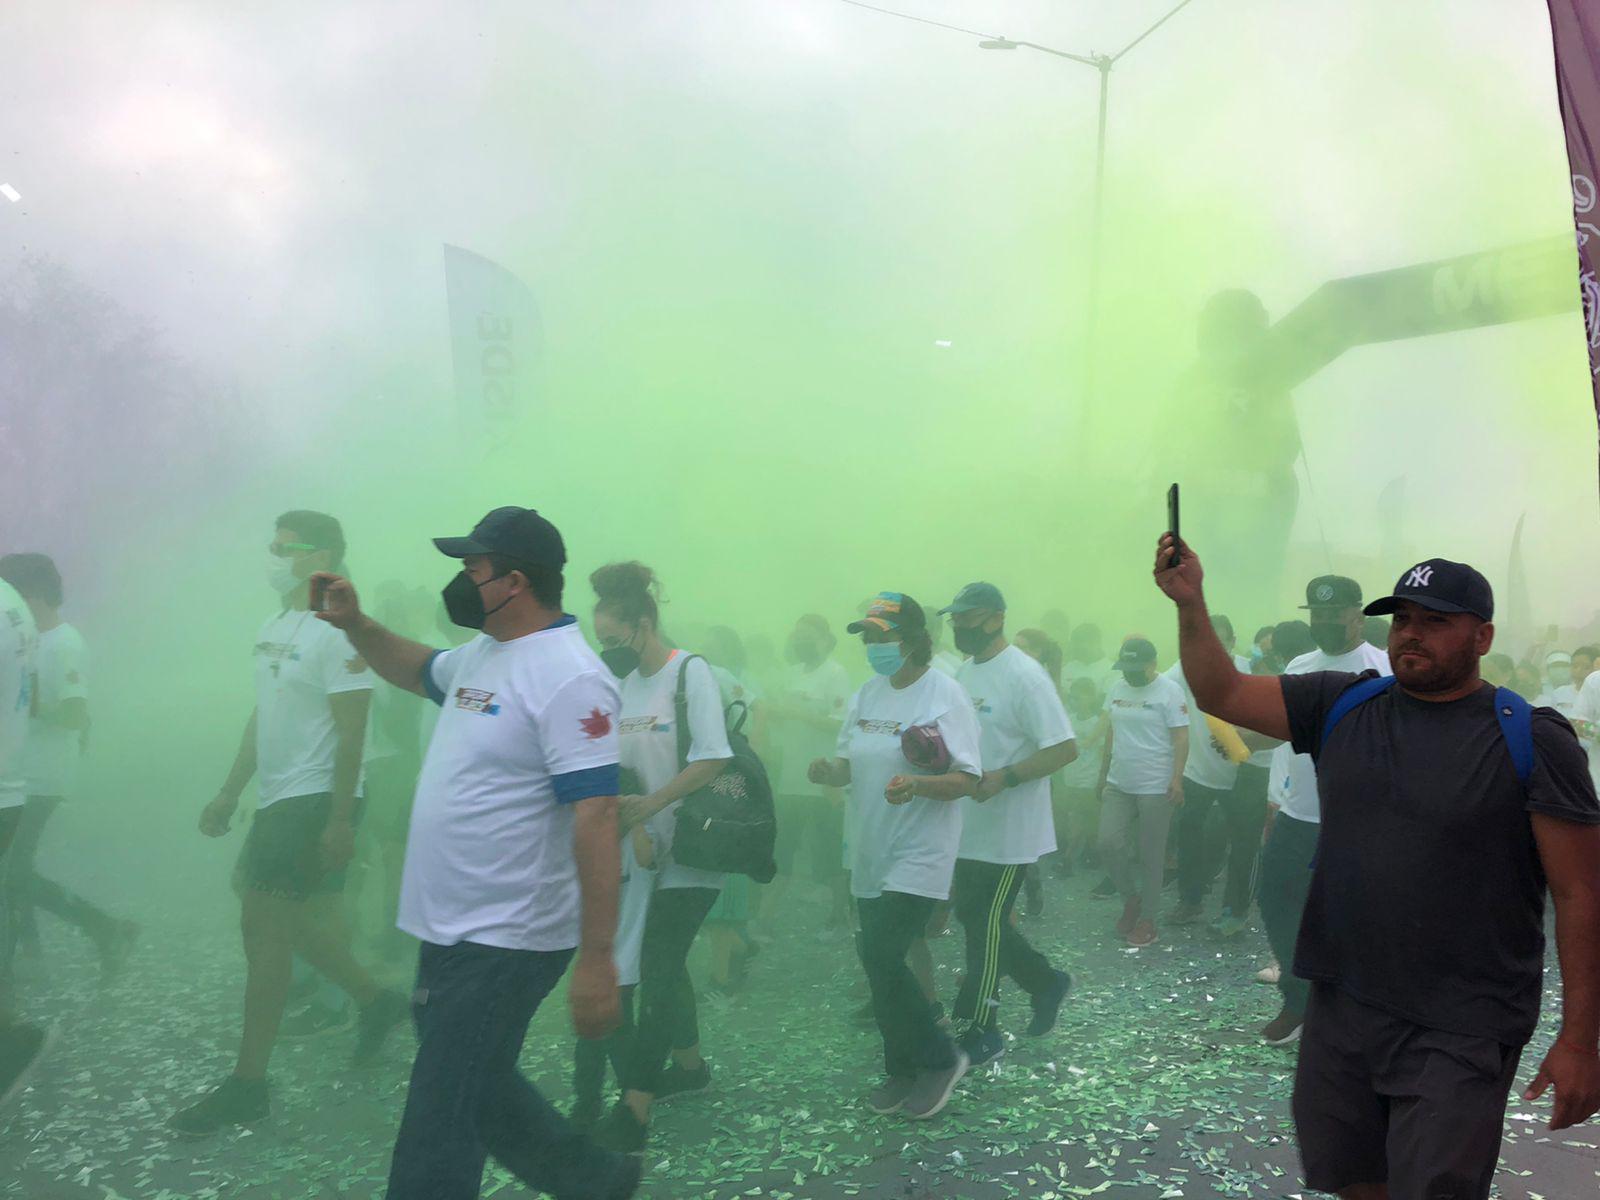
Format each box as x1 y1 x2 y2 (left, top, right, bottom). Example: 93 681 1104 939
1363 558 1493 622
940 582 1006 615
434 507 566 568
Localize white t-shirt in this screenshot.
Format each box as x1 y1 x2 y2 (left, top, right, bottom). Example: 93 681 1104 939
1104 674 1190 795
400 618 622 951
956 645 1073 864
618 652 733 891
1569 673 1600 791
1163 660 1242 792
770 659 853 797
252 609 376 806
837 667 982 900
23 623 88 798
1058 704 1105 788
1274 641 1393 824
615 835 654 987
0 581 38 811
1542 682 1579 720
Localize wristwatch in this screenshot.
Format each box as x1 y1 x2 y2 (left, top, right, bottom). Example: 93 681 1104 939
1002 765 1021 791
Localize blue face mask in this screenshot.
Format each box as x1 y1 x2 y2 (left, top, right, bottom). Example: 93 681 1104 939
866 642 907 677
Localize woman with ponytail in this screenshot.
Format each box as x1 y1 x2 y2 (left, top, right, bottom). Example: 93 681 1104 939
588 562 732 1155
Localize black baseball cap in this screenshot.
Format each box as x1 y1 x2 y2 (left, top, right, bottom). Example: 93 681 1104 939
433 507 566 568
1300 575 1363 610
1363 558 1494 622
1115 637 1157 669
940 582 1006 615
847 592 927 635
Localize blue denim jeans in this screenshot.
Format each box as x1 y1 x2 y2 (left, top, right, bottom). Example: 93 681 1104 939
385 939 630 1200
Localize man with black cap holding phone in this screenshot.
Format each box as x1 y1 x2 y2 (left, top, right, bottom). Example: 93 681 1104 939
1256 575 1391 1047
943 582 1078 1066
1155 537 1600 1200
315 506 639 1200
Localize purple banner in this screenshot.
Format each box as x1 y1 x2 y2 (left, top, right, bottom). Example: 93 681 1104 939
1548 0 1600 438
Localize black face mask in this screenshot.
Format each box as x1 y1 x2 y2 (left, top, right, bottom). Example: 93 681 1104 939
600 645 641 679
952 623 995 657
442 570 513 631
1309 621 1350 655
1122 668 1149 687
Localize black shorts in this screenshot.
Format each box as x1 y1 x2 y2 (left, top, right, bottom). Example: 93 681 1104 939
236 793 364 901
1293 983 1523 1199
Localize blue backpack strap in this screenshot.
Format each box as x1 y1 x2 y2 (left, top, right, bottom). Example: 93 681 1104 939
1318 675 1398 753
1493 687 1535 786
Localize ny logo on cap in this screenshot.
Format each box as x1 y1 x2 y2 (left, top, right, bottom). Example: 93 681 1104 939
1405 565 1435 589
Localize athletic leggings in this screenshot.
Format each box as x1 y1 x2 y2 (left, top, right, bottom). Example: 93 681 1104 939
617 886 718 1095
951 859 1057 1031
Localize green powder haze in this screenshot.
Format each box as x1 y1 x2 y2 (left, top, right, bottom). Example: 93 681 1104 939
3 0 1595 1003
2 0 1583 800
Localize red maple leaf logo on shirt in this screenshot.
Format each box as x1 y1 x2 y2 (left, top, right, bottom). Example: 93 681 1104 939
580 708 613 739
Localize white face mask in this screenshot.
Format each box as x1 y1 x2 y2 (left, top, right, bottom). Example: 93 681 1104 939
267 554 301 596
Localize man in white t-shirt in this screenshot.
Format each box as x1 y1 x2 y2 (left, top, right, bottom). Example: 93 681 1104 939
1538 651 1579 719
172 512 405 1137
1096 637 1190 948
321 505 638 1200
764 614 853 932
0 555 137 979
943 583 1078 1067
1257 575 1392 1047
0 576 48 1110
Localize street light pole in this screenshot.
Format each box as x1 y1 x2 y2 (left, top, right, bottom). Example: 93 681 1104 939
843 0 1198 458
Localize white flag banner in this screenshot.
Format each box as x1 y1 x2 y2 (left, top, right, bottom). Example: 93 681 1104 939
443 244 541 451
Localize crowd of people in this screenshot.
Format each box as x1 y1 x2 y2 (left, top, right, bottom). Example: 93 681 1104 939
1 503 1598 1200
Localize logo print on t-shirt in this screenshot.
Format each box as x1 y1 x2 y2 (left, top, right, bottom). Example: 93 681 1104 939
857 718 904 736
1406 565 1435 588
454 687 500 716
580 708 613 739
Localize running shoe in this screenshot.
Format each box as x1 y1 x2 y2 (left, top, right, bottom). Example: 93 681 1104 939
866 1076 915 1114
653 1060 711 1102
1026 969 1074 1037
351 989 410 1067
956 1025 1005 1069
902 1049 969 1120
1261 1007 1304 1046
168 1075 269 1137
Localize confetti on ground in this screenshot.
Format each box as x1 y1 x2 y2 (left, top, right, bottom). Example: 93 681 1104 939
3 863 1594 1198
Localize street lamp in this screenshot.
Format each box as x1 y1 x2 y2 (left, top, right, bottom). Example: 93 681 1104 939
842 0 1198 450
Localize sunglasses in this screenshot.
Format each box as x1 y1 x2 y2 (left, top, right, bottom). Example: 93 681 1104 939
268 541 318 558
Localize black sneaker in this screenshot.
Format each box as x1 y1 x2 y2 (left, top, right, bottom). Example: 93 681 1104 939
0 1022 55 1112
168 1076 269 1136
280 1002 355 1040
654 1060 711 1103
598 1151 644 1200
351 989 410 1067
956 1025 1005 1068
1026 969 1074 1037
593 1100 648 1155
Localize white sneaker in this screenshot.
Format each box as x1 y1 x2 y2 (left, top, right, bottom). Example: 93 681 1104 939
1255 962 1281 985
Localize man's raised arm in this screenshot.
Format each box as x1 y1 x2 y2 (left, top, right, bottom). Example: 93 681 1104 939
312 571 437 696
1154 535 1291 742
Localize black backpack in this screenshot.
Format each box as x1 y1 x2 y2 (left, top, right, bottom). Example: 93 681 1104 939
670 655 778 883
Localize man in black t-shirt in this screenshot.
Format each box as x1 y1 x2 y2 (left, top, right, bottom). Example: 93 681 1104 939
1153 535 1600 1200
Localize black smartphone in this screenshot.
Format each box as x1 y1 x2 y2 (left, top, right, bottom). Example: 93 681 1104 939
1166 483 1181 568
310 575 329 613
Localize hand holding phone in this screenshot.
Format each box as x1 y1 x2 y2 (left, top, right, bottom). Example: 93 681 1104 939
309 574 329 613
1166 483 1181 568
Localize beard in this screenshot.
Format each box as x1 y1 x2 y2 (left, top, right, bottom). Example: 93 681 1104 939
1390 643 1478 694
